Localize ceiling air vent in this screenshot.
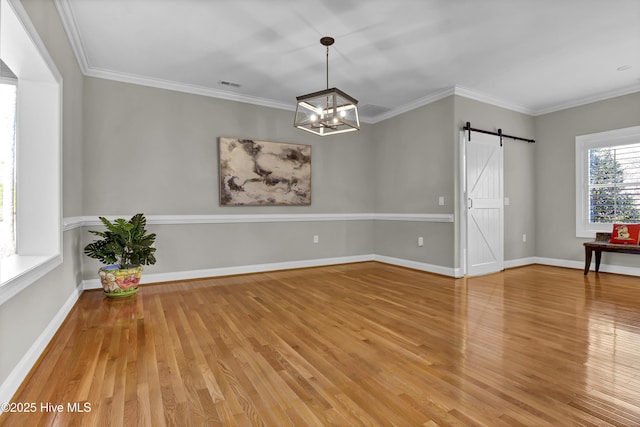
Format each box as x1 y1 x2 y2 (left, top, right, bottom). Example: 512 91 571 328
218 80 241 88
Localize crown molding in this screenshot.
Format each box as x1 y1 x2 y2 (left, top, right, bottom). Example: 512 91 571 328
54 0 89 74
532 84 640 116
84 67 297 112
452 86 536 115
364 85 537 123
365 87 456 123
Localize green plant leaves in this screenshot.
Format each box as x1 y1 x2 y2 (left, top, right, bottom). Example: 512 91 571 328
84 213 157 268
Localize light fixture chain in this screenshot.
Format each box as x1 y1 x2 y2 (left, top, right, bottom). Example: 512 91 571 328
326 45 329 90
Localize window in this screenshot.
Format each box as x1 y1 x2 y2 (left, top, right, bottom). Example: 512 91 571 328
1 62 17 258
0 0 62 305
576 126 640 237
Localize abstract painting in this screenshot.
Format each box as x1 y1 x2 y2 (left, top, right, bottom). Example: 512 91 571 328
219 137 311 206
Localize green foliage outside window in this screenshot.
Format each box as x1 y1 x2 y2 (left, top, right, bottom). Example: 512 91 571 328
589 147 640 223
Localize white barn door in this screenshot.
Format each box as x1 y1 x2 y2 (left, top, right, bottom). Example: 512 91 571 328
465 132 504 276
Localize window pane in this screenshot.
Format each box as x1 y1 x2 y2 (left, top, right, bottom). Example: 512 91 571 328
588 143 640 224
590 148 620 184
0 82 16 258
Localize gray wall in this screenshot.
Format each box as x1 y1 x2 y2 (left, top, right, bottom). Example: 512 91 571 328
82 78 375 215
0 0 84 387
80 78 376 279
535 92 640 265
369 95 537 270
373 97 456 268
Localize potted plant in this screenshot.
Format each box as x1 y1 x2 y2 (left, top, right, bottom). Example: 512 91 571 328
84 213 157 298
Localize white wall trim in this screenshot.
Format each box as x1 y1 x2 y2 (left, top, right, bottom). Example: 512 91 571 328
64 212 454 231
88 67 296 113
374 213 454 222
0 285 82 411
89 254 639 289
53 0 88 73
453 86 536 116
64 214 374 230
504 257 538 269
534 256 640 277
534 84 640 116
0 255 62 306
505 256 640 277
366 87 455 123
584 261 640 277
373 255 461 278
534 256 584 270
83 254 378 289
83 254 461 290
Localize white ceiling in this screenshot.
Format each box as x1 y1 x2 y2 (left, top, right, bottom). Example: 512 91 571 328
55 0 640 122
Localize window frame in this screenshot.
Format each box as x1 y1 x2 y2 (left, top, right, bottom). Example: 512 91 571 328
576 125 640 238
0 0 62 306
0 77 17 257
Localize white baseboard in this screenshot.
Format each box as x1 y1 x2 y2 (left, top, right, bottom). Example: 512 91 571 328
590 263 640 276
535 256 640 276
82 254 379 289
82 254 464 290
504 257 538 269
0 285 83 412
373 255 461 278
505 256 640 277
534 257 584 270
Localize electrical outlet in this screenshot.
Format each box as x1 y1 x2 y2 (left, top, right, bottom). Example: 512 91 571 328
418 237 424 247
313 235 319 244
438 196 445 206
504 197 510 206
522 234 527 243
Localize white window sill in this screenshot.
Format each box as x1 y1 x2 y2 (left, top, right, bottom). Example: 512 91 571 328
577 222 616 239
0 254 62 306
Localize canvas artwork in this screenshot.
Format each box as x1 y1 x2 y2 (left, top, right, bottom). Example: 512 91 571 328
219 137 311 206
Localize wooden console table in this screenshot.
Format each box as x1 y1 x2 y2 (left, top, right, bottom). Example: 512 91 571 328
583 232 640 275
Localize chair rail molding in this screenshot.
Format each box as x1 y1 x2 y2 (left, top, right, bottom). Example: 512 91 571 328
63 213 455 230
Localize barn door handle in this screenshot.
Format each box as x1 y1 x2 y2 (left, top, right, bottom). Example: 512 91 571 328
468 198 473 209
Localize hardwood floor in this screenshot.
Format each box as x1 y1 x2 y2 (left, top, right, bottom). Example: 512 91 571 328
2 262 640 426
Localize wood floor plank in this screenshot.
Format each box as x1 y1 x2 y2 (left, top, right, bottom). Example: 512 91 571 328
2 262 640 426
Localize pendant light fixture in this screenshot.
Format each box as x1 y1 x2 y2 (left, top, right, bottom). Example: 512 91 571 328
294 37 360 136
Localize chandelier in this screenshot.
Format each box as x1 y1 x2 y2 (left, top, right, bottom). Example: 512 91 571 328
294 37 360 136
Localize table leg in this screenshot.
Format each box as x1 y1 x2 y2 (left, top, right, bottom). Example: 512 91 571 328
595 250 602 272
584 247 592 275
